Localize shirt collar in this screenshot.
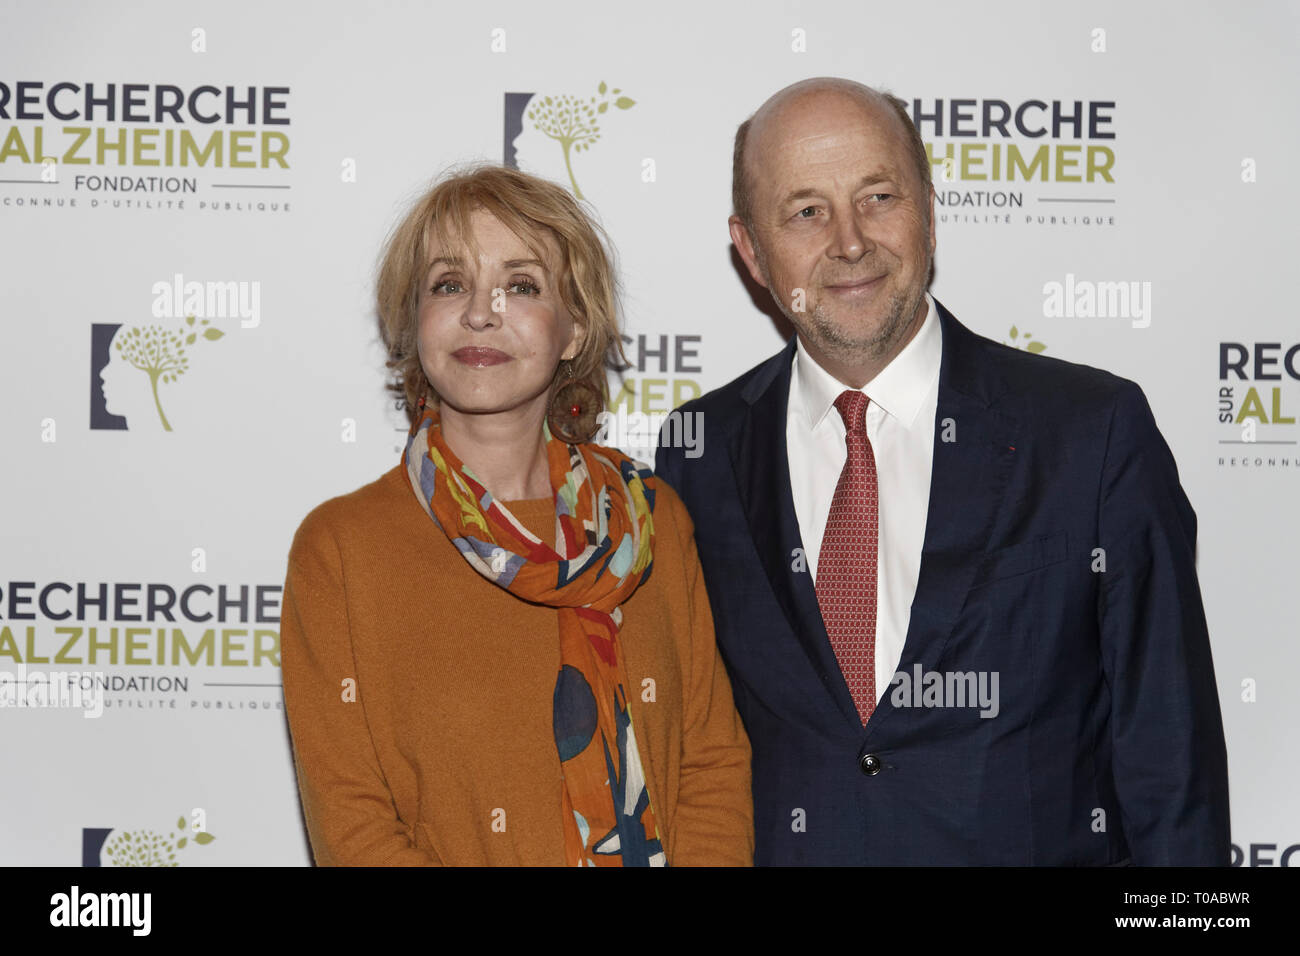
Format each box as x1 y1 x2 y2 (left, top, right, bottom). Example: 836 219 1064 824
792 292 942 432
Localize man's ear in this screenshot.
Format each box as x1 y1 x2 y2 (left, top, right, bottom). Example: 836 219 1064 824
927 185 936 254
729 215 769 290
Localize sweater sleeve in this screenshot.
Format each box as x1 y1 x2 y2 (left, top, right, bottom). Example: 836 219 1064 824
660 485 756 865
280 507 440 866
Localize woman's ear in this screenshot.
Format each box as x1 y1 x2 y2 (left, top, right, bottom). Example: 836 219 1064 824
562 316 587 362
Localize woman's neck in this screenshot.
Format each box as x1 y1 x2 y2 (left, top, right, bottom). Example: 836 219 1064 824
437 396 552 501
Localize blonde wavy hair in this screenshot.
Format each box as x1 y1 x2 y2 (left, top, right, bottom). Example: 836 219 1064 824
376 163 627 423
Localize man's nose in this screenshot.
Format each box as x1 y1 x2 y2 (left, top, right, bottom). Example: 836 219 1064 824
827 209 871 262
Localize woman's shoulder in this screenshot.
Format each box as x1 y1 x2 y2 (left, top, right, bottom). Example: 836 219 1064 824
645 466 694 544
290 464 412 553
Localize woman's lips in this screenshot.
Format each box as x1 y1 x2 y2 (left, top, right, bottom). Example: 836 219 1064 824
451 347 511 367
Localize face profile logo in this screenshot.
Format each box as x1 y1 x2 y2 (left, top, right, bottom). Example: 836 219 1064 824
90 317 225 431
504 81 636 200
82 813 217 866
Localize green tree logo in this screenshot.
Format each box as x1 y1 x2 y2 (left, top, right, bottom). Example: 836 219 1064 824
102 814 217 867
527 81 636 199
114 316 224 431
1005 325 1047 353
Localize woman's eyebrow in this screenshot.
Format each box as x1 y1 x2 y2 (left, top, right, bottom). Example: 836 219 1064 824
426 257 546 269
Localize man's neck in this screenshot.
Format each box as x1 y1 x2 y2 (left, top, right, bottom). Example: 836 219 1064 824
800 297 928 389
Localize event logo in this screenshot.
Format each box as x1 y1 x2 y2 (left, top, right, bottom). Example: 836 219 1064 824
0 80 292 215
1003 324 1047 354
910 97 1117 228
90 316 224 431
0 580 284 716
1231 842 1299 866
504 81 636 200
83 813 217 867
1216 341 1299 469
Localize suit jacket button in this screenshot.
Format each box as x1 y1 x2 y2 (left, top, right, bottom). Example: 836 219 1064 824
859 753 882 776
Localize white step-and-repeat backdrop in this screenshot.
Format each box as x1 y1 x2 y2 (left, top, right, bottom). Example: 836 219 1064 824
2 0 1296 865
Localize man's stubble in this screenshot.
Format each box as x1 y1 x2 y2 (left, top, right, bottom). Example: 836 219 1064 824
754 238 931 369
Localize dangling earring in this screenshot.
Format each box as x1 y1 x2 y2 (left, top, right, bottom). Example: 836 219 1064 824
546 359 602 443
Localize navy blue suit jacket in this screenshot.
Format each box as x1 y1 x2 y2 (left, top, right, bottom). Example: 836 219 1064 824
654 300 1230 865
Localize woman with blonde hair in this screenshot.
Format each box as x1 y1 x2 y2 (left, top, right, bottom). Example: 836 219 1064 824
280 163 753 866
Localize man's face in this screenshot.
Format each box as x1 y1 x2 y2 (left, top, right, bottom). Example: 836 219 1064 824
730 93 935 373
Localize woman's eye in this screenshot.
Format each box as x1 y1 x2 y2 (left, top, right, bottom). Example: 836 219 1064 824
508 279 541 295
430 279 462 294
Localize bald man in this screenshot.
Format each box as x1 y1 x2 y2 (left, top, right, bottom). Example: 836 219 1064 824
655 78 1229 865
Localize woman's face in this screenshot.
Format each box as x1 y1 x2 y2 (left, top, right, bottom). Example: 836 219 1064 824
417 208 581 418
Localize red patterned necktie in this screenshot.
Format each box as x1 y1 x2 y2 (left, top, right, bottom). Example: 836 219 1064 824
815 389 878 726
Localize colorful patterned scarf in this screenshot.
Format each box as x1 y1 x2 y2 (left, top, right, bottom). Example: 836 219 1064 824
403 403 666 867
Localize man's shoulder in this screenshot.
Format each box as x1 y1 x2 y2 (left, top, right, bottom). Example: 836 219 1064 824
653 342 791 486
951 315 1140 419
673 340 793 424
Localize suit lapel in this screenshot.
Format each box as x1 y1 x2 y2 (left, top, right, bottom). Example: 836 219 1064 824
729 340 864 728
861 300 1020 744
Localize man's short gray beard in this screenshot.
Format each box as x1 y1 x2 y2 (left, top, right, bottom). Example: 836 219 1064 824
810 288 913 361
753 242 931 367
777 282 925 367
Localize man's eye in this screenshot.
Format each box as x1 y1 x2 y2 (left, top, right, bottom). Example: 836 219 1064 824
796 206 818 218
430 279 462 294
508 279 541 295
867 193 892 203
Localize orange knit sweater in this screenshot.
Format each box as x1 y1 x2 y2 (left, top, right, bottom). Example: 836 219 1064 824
280 463 754 865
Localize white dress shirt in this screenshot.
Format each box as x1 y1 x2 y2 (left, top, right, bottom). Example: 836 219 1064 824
786 293 943 706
